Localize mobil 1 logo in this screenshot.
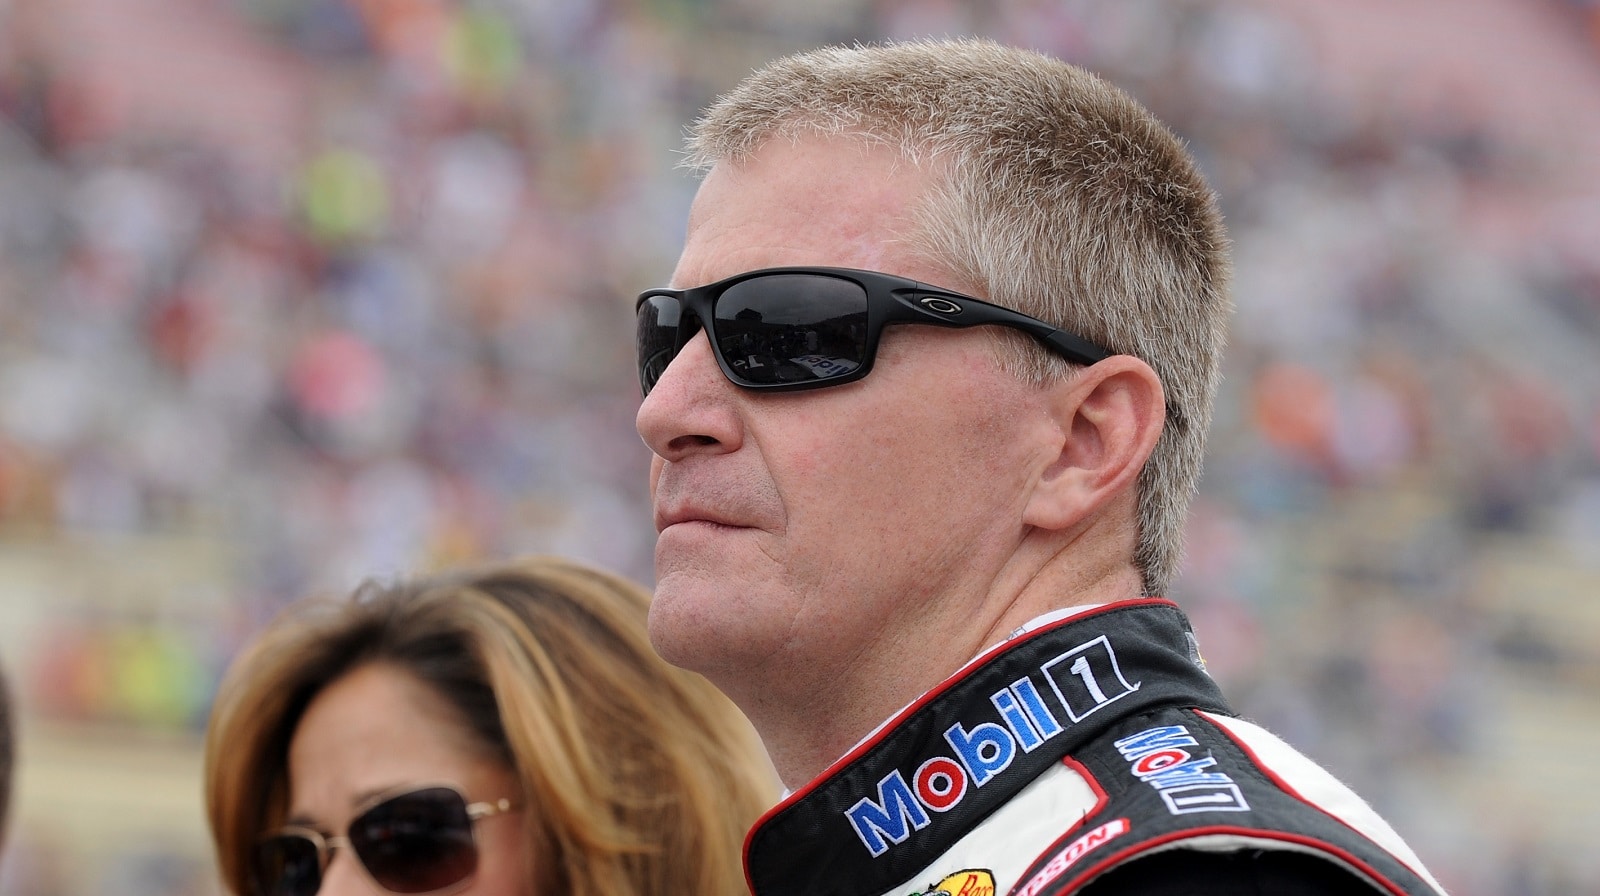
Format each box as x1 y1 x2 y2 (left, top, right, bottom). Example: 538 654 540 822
1039 635 1140 722
846 634 1141 858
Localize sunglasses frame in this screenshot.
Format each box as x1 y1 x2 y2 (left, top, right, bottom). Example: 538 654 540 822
253 784 517 896
636 266 1113 395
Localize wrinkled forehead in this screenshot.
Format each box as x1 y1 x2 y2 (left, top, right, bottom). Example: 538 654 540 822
674 136 947 289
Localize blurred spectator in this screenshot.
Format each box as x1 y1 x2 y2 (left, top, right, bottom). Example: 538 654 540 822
204 555 776 896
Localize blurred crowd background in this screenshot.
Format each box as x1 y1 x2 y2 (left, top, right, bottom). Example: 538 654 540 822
0 0 1595 893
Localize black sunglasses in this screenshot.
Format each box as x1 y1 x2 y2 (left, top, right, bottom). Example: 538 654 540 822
251 785 517 896
635 266 1112 395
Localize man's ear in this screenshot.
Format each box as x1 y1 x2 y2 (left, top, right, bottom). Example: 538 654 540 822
1023 355 1166 531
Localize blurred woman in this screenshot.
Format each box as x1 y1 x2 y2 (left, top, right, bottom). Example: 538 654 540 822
204 556 776 896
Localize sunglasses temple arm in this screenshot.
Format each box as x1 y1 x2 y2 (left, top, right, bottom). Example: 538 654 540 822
467 797 516 820
944 298 1113 366
900 291 1113 367
1039 329 1113 366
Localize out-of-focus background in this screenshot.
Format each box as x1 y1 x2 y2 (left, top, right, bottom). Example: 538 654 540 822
0 0 1595 893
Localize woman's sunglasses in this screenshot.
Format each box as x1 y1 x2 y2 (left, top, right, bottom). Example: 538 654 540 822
251 785 518 896
636 266 1112 396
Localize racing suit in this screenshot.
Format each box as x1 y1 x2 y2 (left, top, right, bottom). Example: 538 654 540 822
742 599 1448 896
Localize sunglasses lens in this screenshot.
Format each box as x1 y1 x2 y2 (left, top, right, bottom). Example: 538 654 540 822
252 835 323 896
714 274 867 387
637 293 686 394
350 787 480 894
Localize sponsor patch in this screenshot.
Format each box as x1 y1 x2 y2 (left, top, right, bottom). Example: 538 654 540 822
909 868 995 896
1113 725 1249 815
1014 819 1130 896
847 637 1140 857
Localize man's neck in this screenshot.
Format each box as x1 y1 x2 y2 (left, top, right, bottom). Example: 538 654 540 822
747 563 1147 791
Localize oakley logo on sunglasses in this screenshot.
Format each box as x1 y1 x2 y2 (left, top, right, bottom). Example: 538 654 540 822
635 266 1112 395
251 785 517 896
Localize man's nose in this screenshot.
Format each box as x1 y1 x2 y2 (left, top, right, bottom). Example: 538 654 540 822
636 330 744 462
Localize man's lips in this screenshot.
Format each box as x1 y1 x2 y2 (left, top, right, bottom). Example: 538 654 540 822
653 507 748 533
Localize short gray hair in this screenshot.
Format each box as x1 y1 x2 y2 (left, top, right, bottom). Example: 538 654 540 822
685 39 1232 595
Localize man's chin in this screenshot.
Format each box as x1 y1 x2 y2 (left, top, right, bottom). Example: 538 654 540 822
646 576 773 679
646 577 723 667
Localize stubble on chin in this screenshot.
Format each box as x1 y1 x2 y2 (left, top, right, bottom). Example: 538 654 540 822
645 558 792 688
645 564 734 673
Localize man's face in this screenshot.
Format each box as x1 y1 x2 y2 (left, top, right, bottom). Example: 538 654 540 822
636 137 1061 705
